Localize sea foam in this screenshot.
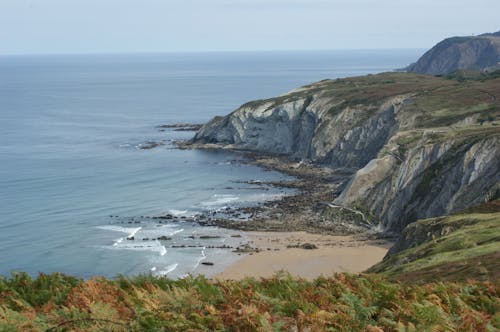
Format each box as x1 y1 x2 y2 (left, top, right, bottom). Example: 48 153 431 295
156 263 178 276
200 194 239 207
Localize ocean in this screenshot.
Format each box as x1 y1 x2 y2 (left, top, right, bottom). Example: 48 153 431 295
0 50 421 278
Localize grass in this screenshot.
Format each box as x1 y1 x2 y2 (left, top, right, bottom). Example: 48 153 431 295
369 211 500 283
238 71 500 129
0 272 499 331
444 69 500 82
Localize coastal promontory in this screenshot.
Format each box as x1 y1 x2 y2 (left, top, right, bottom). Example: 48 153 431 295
407 31 500 75
188 71 500 232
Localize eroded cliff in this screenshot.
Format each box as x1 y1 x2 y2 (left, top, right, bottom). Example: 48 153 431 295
188 72 500 232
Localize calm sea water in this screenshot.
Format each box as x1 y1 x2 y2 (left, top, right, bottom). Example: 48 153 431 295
0 50 420 278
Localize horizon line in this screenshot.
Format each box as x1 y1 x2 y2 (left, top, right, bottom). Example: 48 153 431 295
0 47 425 57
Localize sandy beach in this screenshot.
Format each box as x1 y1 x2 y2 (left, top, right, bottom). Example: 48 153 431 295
216 231 391 280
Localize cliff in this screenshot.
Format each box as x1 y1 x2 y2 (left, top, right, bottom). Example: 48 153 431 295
406 31 500 75
188 72 500 232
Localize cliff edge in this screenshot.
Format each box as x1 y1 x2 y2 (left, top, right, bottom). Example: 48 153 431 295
188 72 500 232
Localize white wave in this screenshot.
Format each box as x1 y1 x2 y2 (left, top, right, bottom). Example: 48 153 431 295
113 237 124 246
113 243 150 249
158 244 167 256
168 209 188 216
156 263 178 276
97 225 142 238
168 228 184 236
239 192 286 203
200 194 239 207
192 247 207 270
137 227 184 238
105 237 167 257
151 266 157 272
98 225 142 247
159 224 177 228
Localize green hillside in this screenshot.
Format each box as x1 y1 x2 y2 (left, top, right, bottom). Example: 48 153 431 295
368 201 500 283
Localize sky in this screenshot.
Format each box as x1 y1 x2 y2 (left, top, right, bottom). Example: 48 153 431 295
1 0 499 55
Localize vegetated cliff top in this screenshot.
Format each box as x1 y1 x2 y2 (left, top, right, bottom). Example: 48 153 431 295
198 70 500 139
406 30 500 75
368 200 500 283
482 30 500 37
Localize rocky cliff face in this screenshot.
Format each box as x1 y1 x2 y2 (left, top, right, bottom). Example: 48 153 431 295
189 72 500 232
336 132 500 231
407 31 500 75
194 95 404 169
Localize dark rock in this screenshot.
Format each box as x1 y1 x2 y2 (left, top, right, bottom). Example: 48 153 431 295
138 140 165 150
301 243 318 250
157 123 203 131
201 262 214 266
287 243 318 249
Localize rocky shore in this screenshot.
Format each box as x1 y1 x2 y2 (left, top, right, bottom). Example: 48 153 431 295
175 143 389 237
209 155 376 235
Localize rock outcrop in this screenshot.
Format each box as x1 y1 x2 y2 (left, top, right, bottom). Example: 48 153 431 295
335 130 500 231
407 31 500 75
188 72 500 232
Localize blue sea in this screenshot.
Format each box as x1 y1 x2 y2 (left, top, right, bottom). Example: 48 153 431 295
0 50 420 278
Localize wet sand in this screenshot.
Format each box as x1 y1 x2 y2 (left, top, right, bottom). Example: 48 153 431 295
216 231 391 280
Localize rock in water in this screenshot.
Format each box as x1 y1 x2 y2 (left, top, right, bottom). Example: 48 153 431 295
201 262 214 266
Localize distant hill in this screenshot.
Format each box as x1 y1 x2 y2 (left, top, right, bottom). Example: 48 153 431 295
407 31 500 75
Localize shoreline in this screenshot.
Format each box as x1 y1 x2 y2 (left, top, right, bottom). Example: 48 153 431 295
178 142 381 236
214 231 392 280
176 139 396 279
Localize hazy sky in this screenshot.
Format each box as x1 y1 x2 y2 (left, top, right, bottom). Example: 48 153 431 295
1 0 499 55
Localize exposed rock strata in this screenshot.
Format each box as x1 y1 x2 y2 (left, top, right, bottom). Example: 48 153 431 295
187 72 500 232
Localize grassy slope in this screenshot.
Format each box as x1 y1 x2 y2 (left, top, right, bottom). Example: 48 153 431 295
0 272 498 331
369 201 500 283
